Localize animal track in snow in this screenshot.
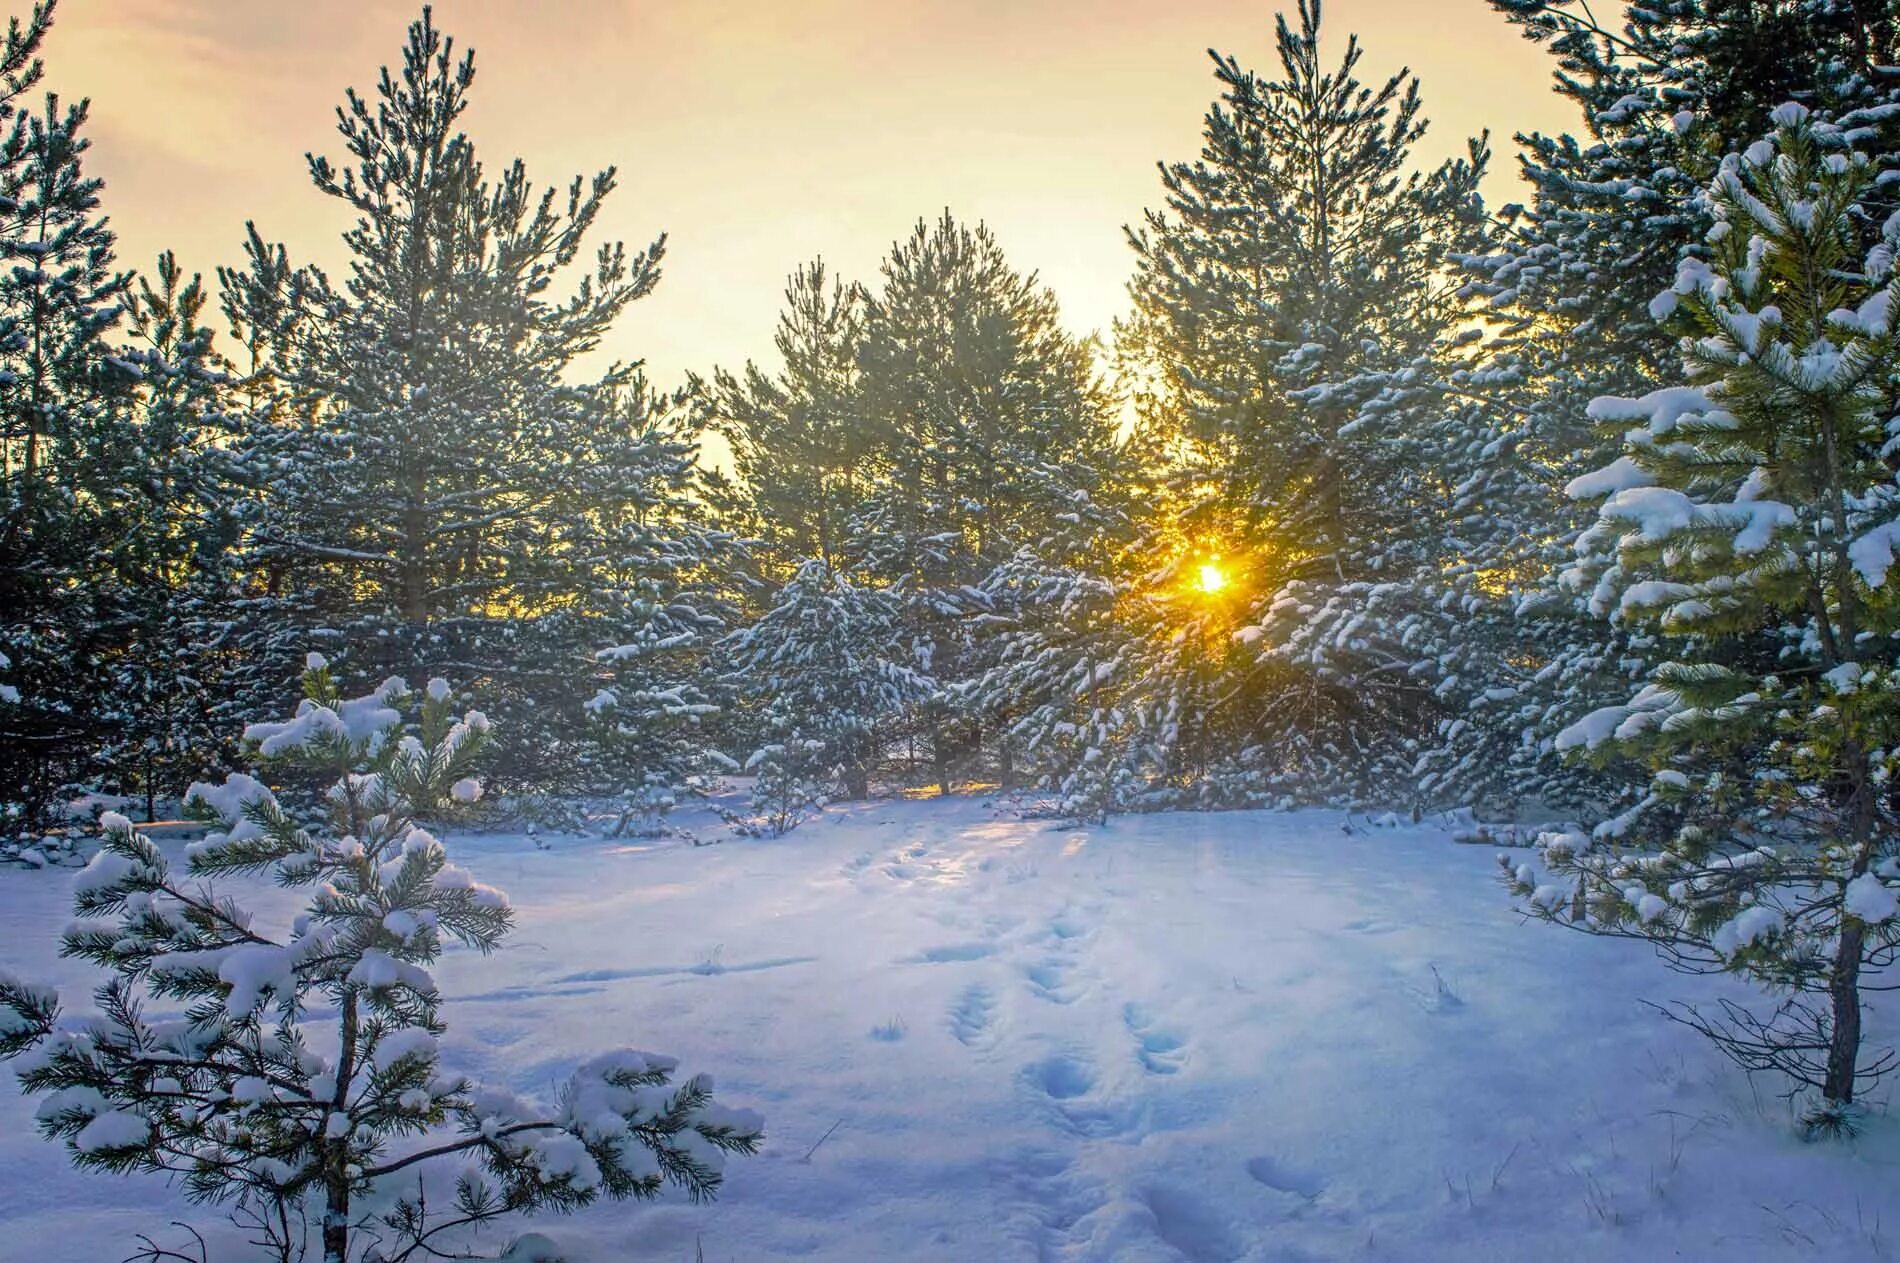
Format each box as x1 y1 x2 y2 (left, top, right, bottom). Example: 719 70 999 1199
1046 906 1094 942
949 983 998 1048
991 1146 1109 1259
1245 1154 1327 1200
1142 1185 1244 1261
1123 1002 1189 1075
1027 1053 1095 1100
1022 1052 1139 1139
1023 958 1084 1004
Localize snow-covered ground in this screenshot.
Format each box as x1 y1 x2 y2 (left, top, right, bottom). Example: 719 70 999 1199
3 798 1897 1261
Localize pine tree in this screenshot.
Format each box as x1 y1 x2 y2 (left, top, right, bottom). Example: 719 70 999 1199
516 376 740 817
706 261 871 576
1508 106 1900 1130
0 0 143 836
1418 0 1900 815
854 211 1117 793
0 657 761 1262
219 7 688 795
89 252 251 822
723 558 932 826
1119 0 1488 804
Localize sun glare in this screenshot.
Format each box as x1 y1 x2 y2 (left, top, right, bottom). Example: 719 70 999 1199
1195 561 1228 595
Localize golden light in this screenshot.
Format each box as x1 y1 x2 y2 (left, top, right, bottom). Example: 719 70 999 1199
1195 561 1228 595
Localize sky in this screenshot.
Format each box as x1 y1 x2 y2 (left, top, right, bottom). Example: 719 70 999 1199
50 1 1582 389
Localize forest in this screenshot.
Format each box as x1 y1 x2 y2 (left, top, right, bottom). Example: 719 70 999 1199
3 1 1900 1260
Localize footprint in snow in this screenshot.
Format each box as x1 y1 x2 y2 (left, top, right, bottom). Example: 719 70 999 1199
1142 1185 1245 1262
1047 906 1094 942
1246 1154 1327 1201
1022 1052 1137 1138
1027 1053 1094 1100
1123 1002 1189 1075
882 842 937 882
949 983 998 1048
1023 958 1084 1005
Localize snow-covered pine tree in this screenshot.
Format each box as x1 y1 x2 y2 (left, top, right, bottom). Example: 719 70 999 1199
0 0 143 837
1508 105 1900 1132
1419 0 1900 815
1119 0 1488 805
724 558 932 828
89 252 252 823
965 536 1138 824
218 7 690 796
571 378 742 830
706 261 872 577
854 212 1118 793
0 656 761 1261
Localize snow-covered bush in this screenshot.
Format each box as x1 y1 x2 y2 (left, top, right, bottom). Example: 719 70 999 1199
1507 107 1900 1134
0 657 760 1261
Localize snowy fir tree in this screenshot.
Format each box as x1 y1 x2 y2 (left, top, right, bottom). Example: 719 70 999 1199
1119 0 1490 805
532 377 740 816
1508 105 1900 1131
0 2 195 839
1414 0 1900 815
706 261 873 577
852 212 1119 794
215 7 722 797
88 252 253 823
0 657 760 1261
723 558 932 823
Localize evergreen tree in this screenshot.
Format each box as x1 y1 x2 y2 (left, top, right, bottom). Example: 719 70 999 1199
1119 0 1488 804
724 558 932 822
855 211 1117 792
220 7 703 796
1417 0 1900 815
1509 107 1900 1130
570 374 741 828
707 261 871 576
0 0 142 836
0 658 761 1261
89 252 251 821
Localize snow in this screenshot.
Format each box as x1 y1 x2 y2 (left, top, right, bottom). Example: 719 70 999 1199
1844 872 1899 924
372 1027 439 1072
1584 385 1714 435
1713 905 1783 955
1564 455 1653 500
72 1110 148 1154
182 772 278 855
1 796 1895 1261
241 677 406 756
1848 520 1900 587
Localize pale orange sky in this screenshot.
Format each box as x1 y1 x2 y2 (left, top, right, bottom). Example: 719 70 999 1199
50 1 1579 388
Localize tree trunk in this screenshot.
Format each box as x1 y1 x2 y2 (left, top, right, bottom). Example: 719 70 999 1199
1821 712 1879 1106
843 737 869 801
1825 923 1865 1104
932 718 950 798
322 1182 350 1263
324 991 360 1261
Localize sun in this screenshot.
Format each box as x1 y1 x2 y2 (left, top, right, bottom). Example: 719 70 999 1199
1195 560 1228 595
